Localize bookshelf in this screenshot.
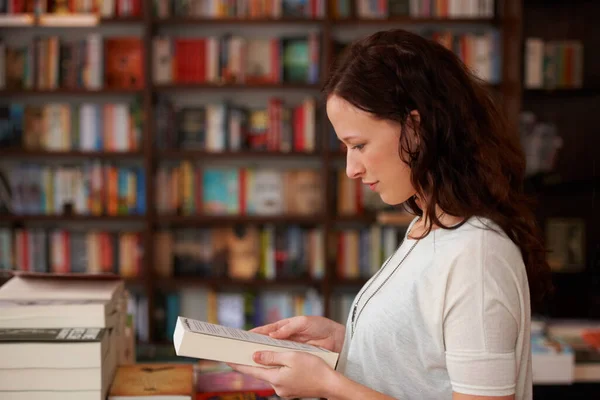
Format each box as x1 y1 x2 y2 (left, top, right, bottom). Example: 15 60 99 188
0 0 522 346
520 0 600 325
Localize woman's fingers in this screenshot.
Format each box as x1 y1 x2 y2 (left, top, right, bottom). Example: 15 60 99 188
250 319 291 336
269 317 305 339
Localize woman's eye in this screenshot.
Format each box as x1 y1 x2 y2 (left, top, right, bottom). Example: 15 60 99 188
352 144 365 150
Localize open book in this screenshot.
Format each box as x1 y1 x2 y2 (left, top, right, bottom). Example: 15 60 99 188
173 316 339 369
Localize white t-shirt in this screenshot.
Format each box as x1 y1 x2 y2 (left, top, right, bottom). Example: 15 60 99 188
335 216 532 399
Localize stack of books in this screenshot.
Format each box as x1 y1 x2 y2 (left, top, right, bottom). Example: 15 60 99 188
531 318 600 384
0 273 133 400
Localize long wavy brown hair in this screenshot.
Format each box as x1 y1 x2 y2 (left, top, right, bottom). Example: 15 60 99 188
323 28 552 311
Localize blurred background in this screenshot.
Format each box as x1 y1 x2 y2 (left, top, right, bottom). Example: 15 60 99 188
0 0 597 399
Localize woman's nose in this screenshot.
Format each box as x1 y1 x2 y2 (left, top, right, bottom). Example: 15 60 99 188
346 151 365 179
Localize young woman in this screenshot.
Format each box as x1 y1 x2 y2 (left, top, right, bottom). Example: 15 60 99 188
229 28 552 400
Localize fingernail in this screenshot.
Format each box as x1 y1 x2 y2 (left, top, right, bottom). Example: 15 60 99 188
254 352 263 362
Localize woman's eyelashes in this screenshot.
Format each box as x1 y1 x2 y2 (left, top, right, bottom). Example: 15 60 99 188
338 142 365 152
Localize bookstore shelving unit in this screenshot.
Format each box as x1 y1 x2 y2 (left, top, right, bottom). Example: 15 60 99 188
0 0 523 345
520 0 600 323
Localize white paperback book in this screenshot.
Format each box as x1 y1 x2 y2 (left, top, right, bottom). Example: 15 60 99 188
173 316 339 369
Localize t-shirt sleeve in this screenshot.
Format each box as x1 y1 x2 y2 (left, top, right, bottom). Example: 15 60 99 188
442 230 526 397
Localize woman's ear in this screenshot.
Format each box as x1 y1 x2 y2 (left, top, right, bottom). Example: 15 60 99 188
406 110 421 135
404 110 421 151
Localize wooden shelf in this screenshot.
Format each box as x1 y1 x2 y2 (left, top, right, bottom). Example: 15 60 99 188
157 276 322 289
524 173 598 195
334 212 415 226
1 215 147 223
0 13 35 27
37 14 141 26
99 16 144 24
333 278 369 287
332 17 498 25
523 87 600 97
154 83 321 91
335 214 377 224
158 150 321 159
157 214 325 225
154 17 324 25
0 14 142 27
153 17 497 26
0 150 144 159
0 273 141 285
0 88 142 96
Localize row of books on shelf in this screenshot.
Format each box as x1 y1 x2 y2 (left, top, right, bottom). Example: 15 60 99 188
144 0 497 20
336 226 401 279
6 162 146 216
0 102 142 152
3 162 394 218
0 30 502 92
0 222 409 281
155 0 326 19
154 225 325 281
157 165 322 216
1 33 319 91
153 33 320 85
0 97 315 153
0 0 141 16
524 38 584 90
341 0 495 19
428 29 500 84
0 36 143 91
152 223 407 281
156 97 316 153
0 0 496 20
0 228 143 277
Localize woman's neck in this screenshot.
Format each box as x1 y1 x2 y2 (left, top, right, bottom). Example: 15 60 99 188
410 199 464 238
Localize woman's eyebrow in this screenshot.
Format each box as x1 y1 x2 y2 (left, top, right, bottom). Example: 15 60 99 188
339 135 360 143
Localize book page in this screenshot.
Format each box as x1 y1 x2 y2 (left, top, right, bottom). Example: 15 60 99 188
183 318 331 353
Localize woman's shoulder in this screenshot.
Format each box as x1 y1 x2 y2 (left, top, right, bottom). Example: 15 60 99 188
435 217 527 283
433 217 529 303
464 216 522 255
431 216 524 268
429 216 504 243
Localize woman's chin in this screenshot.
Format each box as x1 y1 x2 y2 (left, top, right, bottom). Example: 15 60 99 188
379 191 396 206
379 190 415 206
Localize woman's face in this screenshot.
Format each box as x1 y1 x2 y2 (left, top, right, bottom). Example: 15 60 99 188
326 94 416 205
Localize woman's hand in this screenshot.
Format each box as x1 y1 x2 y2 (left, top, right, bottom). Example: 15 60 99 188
229 350 337 399
251 316 346 353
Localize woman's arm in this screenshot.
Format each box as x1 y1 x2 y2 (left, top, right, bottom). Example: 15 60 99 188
229 351 395 400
